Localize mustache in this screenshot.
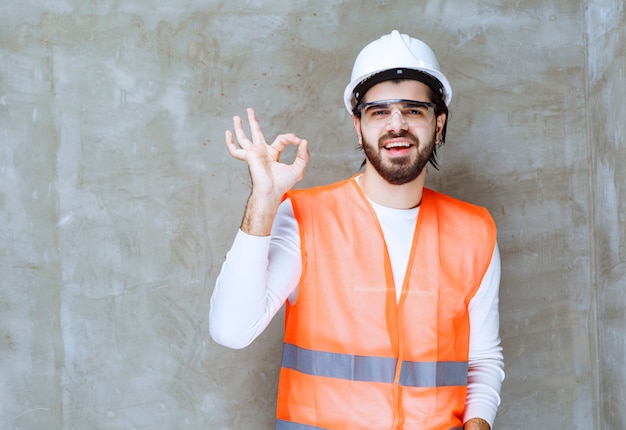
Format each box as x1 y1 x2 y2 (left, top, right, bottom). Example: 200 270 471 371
378 131 419 147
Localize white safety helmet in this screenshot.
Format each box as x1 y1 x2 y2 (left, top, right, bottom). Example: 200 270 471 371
343 30 452 114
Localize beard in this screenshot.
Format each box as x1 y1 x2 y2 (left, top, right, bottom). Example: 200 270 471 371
361 129 437 185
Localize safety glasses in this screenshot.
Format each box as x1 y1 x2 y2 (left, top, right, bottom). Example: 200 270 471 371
356 99 436 126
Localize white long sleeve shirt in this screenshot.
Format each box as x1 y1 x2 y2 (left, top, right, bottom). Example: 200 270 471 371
210 193 505 427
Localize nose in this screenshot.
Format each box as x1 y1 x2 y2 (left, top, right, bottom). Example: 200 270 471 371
386 108 409 132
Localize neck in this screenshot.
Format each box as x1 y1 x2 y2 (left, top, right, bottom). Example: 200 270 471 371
359 167 426 209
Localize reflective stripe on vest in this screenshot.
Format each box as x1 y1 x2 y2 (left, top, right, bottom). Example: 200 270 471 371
276 420 325 430
282 343 468 387
277 419 463 430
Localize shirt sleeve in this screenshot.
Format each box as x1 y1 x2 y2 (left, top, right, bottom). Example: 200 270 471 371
209 199 301 349
463 243 506 427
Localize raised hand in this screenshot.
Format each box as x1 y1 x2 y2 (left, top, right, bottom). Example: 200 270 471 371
226 108 309 199
225 108 309 236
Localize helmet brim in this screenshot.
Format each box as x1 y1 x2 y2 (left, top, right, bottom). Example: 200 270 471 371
344 66 452 114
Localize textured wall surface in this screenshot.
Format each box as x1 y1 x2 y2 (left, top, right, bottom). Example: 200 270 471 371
586 1 626 429
0 0 621 429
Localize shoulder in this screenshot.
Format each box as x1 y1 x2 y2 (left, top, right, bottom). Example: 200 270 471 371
288 177 358 208
425 188 494 221
424 188 497 244
289 177 354 197
287 177 365 227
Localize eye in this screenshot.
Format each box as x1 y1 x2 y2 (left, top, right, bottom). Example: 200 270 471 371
367 107 391 117
403 105 428 116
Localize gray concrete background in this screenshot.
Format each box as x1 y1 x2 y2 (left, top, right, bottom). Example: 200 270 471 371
0 1 623 429
587 0 626 429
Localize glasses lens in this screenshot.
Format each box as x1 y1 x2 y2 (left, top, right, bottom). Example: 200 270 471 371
360 100 435 125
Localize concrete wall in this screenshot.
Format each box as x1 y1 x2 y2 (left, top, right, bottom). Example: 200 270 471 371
0 1 621 429
586 1 626 429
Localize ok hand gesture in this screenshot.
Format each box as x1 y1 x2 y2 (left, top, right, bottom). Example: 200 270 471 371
225 108 309 235
226 108 309 201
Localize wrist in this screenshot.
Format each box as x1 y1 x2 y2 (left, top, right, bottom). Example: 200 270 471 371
240 193 283 236
464 418 490 430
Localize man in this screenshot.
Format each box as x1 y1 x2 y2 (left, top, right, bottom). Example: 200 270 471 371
210 30 504 430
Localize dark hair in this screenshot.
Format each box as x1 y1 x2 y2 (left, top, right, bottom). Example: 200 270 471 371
355 80 449 170
428 86 449 170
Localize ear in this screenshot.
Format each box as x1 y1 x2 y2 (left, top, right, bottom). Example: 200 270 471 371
435 112 447 142
353 115 363 145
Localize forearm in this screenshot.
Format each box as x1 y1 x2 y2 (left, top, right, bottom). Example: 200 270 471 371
209 231 274 348
465 244 505 426
209 200 302 349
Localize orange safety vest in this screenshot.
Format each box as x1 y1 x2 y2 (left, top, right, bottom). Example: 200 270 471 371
277 176 497 430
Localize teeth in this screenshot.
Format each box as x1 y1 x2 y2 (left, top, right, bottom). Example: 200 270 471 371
385 142 411 149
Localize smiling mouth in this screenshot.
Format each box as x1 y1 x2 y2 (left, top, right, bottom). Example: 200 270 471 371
383 142 413 150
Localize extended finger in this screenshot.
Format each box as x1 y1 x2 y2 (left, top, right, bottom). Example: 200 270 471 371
246 108 267 145
225 129 245 159
232 115 252 148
